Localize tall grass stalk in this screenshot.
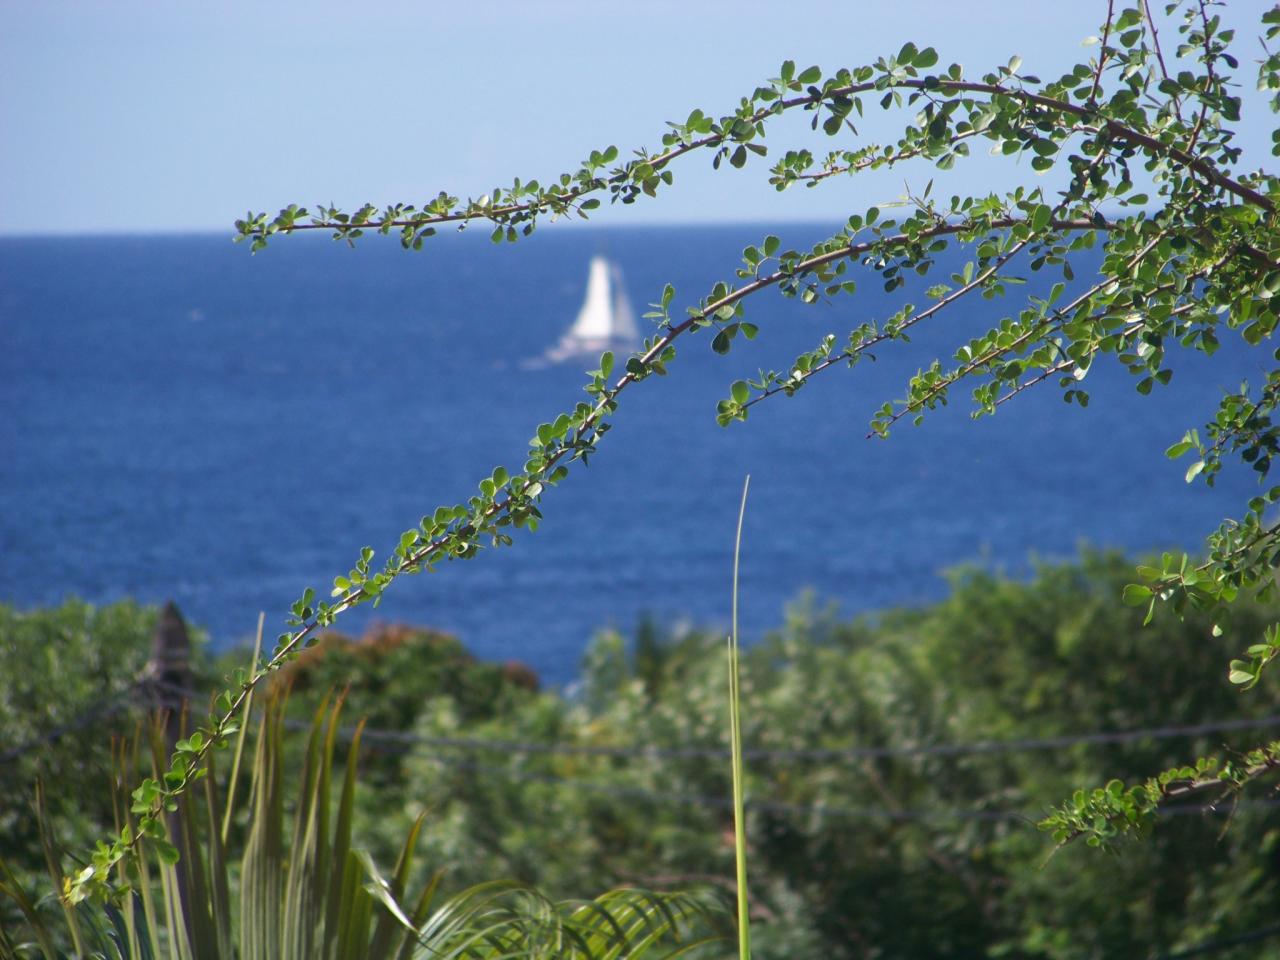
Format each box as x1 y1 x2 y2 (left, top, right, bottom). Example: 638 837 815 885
221 611 263 845
728 475 751 960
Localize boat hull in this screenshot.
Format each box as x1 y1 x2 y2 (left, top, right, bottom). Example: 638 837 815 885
543 334 635 364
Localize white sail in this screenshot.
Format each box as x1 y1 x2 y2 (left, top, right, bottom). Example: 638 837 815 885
570 257 615 340
609 262 638 341
544 256 638 363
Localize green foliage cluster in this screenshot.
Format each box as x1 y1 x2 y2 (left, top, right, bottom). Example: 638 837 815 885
334 554 1278 960
6 552 1280 956
0 601 208 885
67 0 1280 905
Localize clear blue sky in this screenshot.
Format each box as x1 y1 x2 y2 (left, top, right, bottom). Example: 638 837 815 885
1 1 1272 235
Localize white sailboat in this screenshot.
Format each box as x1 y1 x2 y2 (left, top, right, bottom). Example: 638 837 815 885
545 256 638 363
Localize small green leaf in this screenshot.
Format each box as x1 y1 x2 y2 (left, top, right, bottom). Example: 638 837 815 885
1228 661 1255 685
153 839 181 866
1122 584 1153 606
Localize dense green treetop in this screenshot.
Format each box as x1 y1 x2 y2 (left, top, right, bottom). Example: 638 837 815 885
389 553 1280 958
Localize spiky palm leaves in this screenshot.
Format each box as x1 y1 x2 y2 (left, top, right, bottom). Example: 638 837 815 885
1 692 721 960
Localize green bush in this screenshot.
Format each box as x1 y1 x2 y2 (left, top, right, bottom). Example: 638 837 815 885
373 552 1280 959
7 552 1280 957
0 600 202 883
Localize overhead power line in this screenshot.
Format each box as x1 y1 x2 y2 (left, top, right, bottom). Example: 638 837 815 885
416 750 1280 825
7 680 1278 827
13 678 1280 775
286 712 1280 763
1 677 190 765
0 687 139 765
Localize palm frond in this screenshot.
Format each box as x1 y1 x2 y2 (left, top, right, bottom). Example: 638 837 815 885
3 682 724 960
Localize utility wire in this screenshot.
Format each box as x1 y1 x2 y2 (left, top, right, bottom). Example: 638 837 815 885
10 680 1277 825
136 680 1280 824
278 710 1280 763
0 685 141 765
154 675 1280 763
0 677 193 765
415 750 1280 825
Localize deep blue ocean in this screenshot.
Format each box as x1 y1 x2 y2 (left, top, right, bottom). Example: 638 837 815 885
0 226 1267 684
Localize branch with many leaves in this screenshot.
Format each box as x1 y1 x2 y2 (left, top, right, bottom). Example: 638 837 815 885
70 2 1280 901
1040 739 1280 848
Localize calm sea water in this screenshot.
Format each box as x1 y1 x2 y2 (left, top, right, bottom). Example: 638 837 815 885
0 227 1266 684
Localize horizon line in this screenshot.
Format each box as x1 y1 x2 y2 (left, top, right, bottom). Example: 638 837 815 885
0 217 857 242
0 206 1136 243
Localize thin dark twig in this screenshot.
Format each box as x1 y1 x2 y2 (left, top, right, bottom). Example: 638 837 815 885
869 266 1143 436
870 224 1229 435
794 129 983 185
1141 0 1183 117
747 151 1117 419
991 304 1193 410
742 231 1035 415
1090 0 1117 107
1187 0 1216 154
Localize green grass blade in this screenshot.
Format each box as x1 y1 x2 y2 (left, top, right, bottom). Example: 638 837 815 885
202 753 234 960
367 811 426 960
221 612 264 846
33 780 87 957
240 696 284 959
0 858 59 960
282 693 330 959
326 715 364 959
728 474 751 960
394 872 441 960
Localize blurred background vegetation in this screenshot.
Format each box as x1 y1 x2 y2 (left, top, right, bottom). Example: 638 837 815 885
3 550 1279 958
